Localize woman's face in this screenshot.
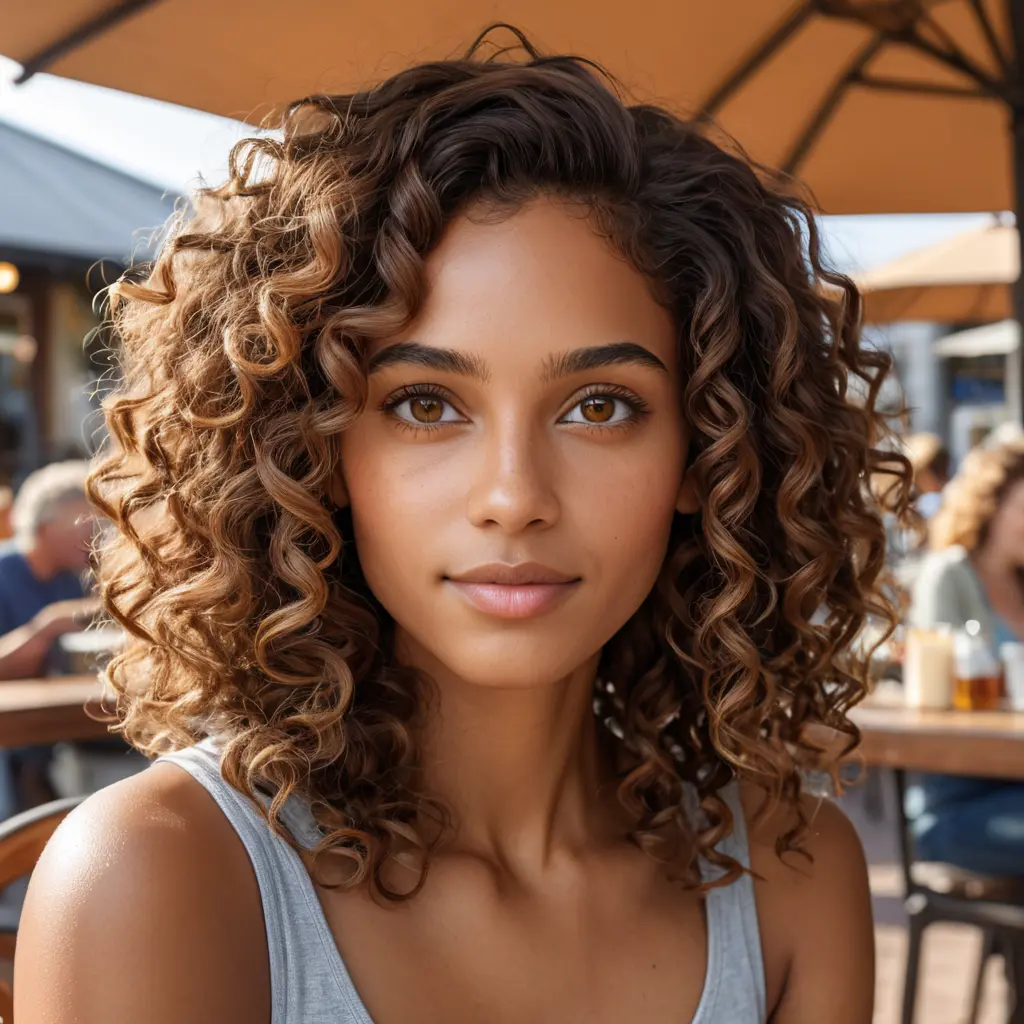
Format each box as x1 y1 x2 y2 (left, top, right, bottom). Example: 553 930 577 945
987 478 1024 565
338 197 695 689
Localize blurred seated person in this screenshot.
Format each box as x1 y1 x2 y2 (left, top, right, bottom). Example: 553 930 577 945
905 431 950 521
0 461 100 814
908 439 1024 877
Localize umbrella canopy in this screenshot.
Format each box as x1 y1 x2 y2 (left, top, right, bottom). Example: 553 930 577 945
2 0 1020 215
856 221 1018 323
0 117 178 265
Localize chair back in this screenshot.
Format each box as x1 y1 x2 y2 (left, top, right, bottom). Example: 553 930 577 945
0 796 85 895
0 793 86 1015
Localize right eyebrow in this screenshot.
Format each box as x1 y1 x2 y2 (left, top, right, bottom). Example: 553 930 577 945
368 342 491 382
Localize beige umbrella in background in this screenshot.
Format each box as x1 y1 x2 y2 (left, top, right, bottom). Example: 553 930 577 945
857 220 1018 323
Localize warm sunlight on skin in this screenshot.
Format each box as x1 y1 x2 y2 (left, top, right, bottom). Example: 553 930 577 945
337 198 697 695
12 50 881 1024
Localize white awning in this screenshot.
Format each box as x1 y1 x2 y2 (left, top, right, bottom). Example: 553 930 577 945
933 320 1020 359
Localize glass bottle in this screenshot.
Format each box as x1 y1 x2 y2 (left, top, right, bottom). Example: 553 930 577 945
953 620 1004 711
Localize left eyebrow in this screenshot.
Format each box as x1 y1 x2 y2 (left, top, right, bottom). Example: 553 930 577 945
540 342 669 382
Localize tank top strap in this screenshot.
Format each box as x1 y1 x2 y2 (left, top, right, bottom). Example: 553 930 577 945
160 737 325 847
691 780 768 1023
154 739 368 1024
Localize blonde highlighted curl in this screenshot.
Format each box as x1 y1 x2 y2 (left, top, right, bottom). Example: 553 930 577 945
930 440 1024 553
87 33 908 897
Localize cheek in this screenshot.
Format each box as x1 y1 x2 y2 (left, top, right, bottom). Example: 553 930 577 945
342 439 456 603
565 434 684 596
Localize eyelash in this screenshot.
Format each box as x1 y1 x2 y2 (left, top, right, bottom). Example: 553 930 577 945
379 383 651 433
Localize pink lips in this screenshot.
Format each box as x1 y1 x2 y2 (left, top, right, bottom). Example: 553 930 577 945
445 562 580 620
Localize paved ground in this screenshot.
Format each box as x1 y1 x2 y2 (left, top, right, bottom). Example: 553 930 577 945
840 773 1010 1024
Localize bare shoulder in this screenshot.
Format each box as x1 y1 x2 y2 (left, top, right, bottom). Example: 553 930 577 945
740 783 868 885
15 761 269 1024
738 784 874 1024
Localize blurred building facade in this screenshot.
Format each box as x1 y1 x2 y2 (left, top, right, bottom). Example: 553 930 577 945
0 120 177 486
882 321 1019 467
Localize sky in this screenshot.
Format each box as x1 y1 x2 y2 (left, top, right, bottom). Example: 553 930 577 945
0 55 998 274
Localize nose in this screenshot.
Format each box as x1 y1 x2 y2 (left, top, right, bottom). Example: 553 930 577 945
466 415 560 534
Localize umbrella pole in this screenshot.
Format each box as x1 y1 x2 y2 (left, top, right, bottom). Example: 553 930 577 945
1010 97 1024 425
1011 0 1024 425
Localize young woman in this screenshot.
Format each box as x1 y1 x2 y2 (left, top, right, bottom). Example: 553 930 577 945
907 439 1024 877
16 36 899 1024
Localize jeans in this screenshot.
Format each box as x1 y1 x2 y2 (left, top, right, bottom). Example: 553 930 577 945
908 774 1024 877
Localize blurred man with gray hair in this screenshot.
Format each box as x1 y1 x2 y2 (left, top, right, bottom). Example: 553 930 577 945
0 461 101 813
0 460 100 683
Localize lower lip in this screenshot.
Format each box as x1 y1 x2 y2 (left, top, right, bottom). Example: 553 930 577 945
446 581 579 619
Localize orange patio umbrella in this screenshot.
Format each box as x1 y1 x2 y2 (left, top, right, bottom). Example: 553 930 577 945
2 1 1021 218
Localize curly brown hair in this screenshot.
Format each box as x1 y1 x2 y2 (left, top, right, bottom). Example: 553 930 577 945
87 33 907 898
930 439 1024 553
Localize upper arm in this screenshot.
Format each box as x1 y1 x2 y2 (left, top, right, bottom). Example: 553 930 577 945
744 790 874 1024
14 764 270 1024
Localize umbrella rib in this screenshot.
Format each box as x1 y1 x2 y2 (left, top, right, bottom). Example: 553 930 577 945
968 0 1011 74
819 2 1004 92
917 8 987 70
894 23 1005 94
698 0 815 116
852 74 995 99
13 0 163 85
781 35 885 177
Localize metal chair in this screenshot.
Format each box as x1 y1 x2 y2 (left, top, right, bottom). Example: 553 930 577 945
893 768 1024 1024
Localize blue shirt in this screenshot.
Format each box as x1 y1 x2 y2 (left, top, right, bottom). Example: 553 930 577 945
0 540 85 642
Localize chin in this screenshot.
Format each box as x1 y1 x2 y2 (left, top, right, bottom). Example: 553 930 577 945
416 630 599 690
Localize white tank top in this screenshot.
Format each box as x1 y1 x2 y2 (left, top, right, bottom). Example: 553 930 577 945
155 738 767 1023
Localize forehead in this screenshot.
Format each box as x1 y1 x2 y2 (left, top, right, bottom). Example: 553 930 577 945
371 197 677 373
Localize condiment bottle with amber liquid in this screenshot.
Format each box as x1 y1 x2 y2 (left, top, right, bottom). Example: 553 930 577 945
953 619 1004 711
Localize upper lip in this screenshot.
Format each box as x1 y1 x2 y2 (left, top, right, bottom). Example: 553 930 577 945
446 562 580 585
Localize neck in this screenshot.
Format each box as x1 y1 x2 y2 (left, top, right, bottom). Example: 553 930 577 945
400 635 620 868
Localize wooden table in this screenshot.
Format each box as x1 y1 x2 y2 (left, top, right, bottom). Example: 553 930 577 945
3 675 1024 774
0 675 111 748
851 701 1024 779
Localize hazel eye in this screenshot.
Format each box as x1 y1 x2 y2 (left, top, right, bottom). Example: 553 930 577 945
391 395 463 425
561 395 634 426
